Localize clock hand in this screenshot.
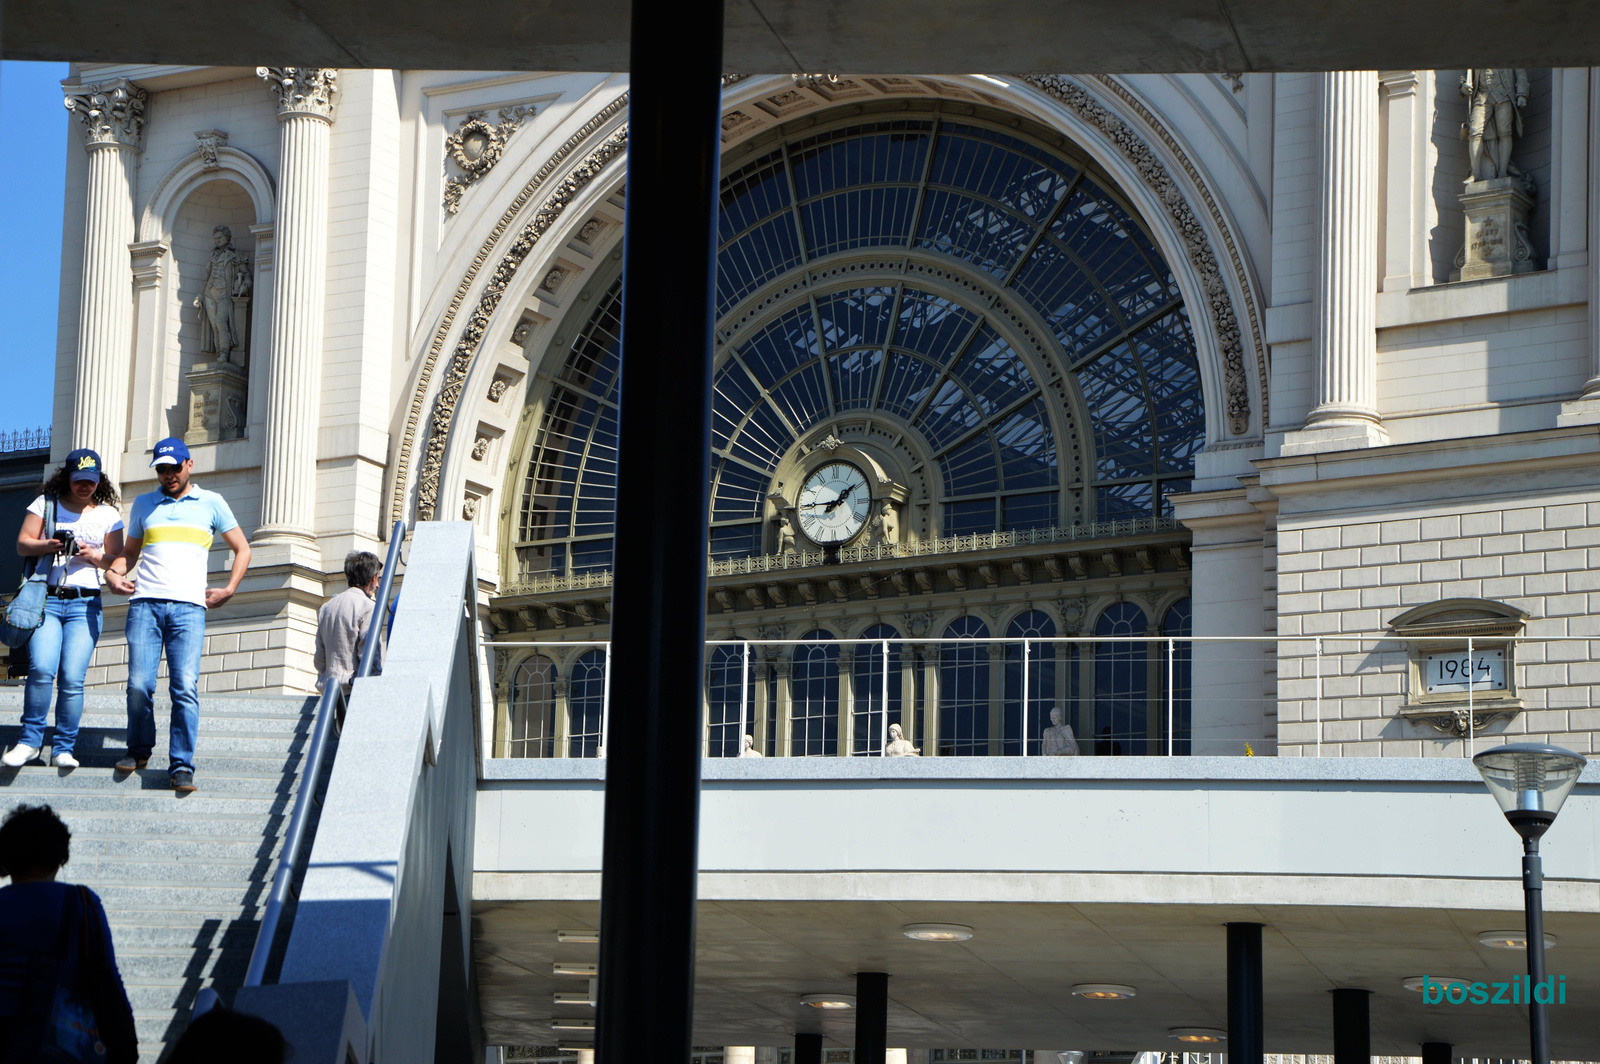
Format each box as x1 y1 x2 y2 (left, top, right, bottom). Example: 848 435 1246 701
824 483 857 513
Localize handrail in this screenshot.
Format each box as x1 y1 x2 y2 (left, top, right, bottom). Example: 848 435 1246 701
195 520 408 1016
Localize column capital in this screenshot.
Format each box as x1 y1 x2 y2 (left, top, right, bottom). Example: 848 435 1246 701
256 67 339 121
64 78 149 151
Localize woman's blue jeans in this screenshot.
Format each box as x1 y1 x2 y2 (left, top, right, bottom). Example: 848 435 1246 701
19 595 103 757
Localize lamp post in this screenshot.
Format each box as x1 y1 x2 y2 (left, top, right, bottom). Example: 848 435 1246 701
1472 743 1588 1064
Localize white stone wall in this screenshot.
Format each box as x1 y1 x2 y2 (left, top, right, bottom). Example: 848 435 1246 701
1264 430 1600 756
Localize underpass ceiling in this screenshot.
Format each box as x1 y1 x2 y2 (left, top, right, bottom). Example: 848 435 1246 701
7 0 1600 73
474 897 1600 1054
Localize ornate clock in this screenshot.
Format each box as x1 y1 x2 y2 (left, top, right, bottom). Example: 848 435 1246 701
797 461 872 545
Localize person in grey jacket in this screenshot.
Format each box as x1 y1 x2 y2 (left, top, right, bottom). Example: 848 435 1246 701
314 551 383 698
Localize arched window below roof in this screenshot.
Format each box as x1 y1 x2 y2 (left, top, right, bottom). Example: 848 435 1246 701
939 616 991 755
509 656 556 758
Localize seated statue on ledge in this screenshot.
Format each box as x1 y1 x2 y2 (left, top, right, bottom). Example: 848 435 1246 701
1041 706 1079 756
885 722 920 757
739 734 763 758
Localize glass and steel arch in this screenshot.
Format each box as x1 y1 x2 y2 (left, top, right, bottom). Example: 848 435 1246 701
511 101 1204 579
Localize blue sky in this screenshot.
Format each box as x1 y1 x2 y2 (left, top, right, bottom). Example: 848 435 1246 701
0 61 69 438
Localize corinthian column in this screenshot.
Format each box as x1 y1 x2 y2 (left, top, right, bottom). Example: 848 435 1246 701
64 78 148 486
1284 71 1387 455
255 68 337 551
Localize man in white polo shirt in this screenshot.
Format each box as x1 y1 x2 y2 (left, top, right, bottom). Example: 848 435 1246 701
105 438 252 793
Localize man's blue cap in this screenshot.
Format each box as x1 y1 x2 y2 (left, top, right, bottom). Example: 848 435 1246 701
65 448 103 483
150 437 191 468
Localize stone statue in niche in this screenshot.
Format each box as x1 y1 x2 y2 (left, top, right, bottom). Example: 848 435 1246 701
867 498 898 547
1461 69 1530 183
884 722 920 757
184 225 252 446
1041 706 1080 756
1453 69 1536 282
739 734 763 758
194 225 252 363
777 513 797 554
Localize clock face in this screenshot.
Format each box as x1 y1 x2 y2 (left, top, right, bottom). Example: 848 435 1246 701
797 461 872 545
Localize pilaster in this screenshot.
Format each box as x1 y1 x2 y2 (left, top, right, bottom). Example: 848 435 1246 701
1282 71 1388 456
65 78 148 486
253 67 337 562
1558 68 1600 425
127 239 169 457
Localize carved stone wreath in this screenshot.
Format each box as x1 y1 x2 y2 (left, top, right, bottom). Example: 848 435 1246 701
444 106 534 216
1024 74 1260 436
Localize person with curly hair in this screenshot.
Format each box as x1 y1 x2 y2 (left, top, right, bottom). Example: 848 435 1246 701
4 449 124 769
0 804 137 1061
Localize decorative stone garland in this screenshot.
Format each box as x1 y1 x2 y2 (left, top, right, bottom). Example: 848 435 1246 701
1024 74 1263 435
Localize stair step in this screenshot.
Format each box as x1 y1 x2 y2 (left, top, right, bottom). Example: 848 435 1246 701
0 767 305 794
72 834 285 863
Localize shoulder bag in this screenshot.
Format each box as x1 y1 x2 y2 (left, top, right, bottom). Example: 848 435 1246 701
1 499 56 649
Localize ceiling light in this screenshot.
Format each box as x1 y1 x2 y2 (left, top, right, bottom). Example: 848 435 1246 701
1478 930 1557 950
799 994 856 1009
551 1018 596 1031
1169 1028 1226 1043
556 929 599 944
902 923 975 942
1071 983 1137 1000
1401 976 1472 993
553 961 598 976
553 992 594 1006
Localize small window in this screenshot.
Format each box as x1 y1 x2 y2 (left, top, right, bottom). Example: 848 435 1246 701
1389 598 1527 737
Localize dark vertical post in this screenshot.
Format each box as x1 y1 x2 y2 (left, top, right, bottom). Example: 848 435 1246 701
1524 836 1551 1064
795 1033 823 1064
856 972 889 1064
1227 922 1264 1064
1420 1042 1453 1064
593 0 725 1060
1331 989 1370 1064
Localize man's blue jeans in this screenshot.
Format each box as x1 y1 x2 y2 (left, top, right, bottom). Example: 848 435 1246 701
125 598 206 775
19 595 103 758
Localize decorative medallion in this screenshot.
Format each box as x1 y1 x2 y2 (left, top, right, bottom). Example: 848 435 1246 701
64 78 149 150
444 106 534 215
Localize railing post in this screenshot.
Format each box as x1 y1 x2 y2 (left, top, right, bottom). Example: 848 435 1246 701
1020 638 1030 756
1466 634 1474 758
1314 636 1323 757
601 641 612 758
1166 637 1175 757
739 640 749 756
880 638 890 757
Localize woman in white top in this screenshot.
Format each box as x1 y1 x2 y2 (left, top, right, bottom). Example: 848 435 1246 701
4 449 124 769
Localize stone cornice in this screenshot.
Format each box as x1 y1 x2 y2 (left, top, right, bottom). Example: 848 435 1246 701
256 67 338 121
64 78 149 151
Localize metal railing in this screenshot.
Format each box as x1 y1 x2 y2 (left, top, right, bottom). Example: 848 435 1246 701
0 427 50 453
195 520 406 1015
484 632 1585 761
501 516 1181 594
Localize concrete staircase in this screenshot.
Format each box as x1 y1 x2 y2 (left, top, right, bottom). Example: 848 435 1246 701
0 689 324 1061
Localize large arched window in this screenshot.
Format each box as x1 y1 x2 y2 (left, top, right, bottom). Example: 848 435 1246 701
512 102 1203 580
852 624 903 755
568 650 607 758
1093 603 1149 755
939 616 991 755
1003 610 1057 755
509 656 556 758
791 630 839 756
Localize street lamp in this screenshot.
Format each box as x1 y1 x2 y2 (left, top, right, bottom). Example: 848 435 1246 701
1472 742 1588 1064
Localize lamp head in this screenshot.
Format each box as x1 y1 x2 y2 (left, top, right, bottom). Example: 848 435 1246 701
1473 743 1587 842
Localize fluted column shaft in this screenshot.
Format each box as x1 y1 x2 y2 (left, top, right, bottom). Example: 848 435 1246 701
1309 71 1382 429
1584 71 1600 398
66 79 148 486
257 68 337 542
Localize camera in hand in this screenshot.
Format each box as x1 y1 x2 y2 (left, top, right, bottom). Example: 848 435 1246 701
55 530 76 557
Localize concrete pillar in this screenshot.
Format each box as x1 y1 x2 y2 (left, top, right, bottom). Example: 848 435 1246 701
254 67 338 555
1285 71 1387 454
1331 988 1371 1064
64 78 148 486
856 971 888 1064
1226 922 1264 1064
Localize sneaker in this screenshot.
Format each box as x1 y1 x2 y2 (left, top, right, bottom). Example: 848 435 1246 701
1 745 38 768
171 770 196 793
52 753 79 769
114 754 148 772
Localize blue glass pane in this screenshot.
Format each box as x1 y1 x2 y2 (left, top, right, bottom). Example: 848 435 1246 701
717 217 804 318
894 290 979 361
932 124 1077 221
1010 233 1121 356
939 615 991 755
852 624 903 756
804 187 920 257
1003 492 1057 531
876 351 943 421
1077 340 1152 480
727 402 794 472
816 287 897 351
568 651 606 758
710 523 763 560
916 379 986 451
994 400 1057 489
713 459 769 520
915 189 1036 276
1003 608 1057 754
1096 481 1153 520
790 123 931 199
559 287 623 398
571 539 612 574
711 364 763 452
1094 602 1149 755
791 632 840 756
1131 311 1204 473
941 435 999 497
950 327 1035 417
718 150 790 241
1051 184 1173 325
829 349 883 410
707 644 755 758
769 364 832 429
1158 480 1192 516
943 498 997 536
739 306 819 387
